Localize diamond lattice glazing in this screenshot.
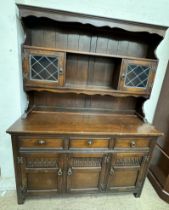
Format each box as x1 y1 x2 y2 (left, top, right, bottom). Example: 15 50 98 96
125 64 150 88
30 55 59 81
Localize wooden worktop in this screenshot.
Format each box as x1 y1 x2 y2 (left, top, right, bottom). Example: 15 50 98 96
7 111 162 137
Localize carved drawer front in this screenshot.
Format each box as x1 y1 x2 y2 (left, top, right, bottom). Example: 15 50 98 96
18 138 64 149
69 138 109 149
67 153 107 192
114 138 150 149
107 153 146 190
18 154 63 193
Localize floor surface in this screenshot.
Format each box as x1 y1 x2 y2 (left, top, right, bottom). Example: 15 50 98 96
0 179 169 210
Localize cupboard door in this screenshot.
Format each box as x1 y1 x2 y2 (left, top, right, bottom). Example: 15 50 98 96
66 153 107 193
107 153 146 191
18 154 64 193
118 59 157 94
23 48 66 88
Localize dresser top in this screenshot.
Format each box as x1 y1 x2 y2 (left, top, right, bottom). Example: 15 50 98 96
7 111 162 137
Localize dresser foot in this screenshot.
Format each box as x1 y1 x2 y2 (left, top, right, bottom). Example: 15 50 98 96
134 191 141 198
16 187 26 204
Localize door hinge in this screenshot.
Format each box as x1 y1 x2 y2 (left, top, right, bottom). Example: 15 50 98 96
17 157 24 164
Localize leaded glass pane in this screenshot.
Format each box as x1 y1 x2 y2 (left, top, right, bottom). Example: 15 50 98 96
30 55 59 81
124 64 150 88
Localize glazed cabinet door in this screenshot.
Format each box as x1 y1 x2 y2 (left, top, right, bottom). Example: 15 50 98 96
118 59 157 94
106 153 148 191
23 47 66 88
66 153 107 193
17 153 64 194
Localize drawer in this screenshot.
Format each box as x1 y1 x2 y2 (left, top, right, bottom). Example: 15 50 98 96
69 138 109 149
114 138 150 149
18 138 64 149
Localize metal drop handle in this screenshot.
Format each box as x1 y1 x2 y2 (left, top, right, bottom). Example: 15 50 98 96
58 168 63 176
67 168 72 176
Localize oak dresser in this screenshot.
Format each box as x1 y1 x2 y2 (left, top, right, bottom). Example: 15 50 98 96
7 4 166 204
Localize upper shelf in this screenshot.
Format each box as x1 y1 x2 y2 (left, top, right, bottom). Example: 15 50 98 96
21 9 163 98
24 45 158 63
24 85 150 98
22 14 164 61
23 45 157 97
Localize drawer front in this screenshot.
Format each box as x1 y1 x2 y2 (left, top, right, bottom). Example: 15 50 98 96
18 138 64 149
69 138 109 149
114 138 150 149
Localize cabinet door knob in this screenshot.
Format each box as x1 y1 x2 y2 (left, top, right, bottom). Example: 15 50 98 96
130 141 136 148
58 168 63 176
37 140 46 145
87 139 93 145
121 73 125 79
59 68 63 75
67 168 72 176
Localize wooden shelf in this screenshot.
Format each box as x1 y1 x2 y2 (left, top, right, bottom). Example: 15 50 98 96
25 85 149 97
24 45 158 63
7 111 162 136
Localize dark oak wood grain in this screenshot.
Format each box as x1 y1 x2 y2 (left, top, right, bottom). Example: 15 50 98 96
7 4 165 204
7 111 162 136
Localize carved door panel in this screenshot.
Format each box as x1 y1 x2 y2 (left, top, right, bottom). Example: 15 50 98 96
107 153 147 190
18 153 64 193
118 59 157 94
66 153 107 193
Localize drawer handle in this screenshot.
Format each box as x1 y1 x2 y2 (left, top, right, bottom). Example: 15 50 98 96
130 141 136 148
87 139 93 145
37 140 46 145
58 168 63 176
109 166 115 175
67 168 72 176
